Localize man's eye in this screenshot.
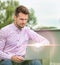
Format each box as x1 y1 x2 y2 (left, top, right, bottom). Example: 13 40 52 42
20 19 23 20
20 19 27 21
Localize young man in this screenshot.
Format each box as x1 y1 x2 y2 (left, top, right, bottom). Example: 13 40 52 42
0 5 49 65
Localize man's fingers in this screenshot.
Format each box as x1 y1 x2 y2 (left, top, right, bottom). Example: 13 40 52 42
17 56 24 60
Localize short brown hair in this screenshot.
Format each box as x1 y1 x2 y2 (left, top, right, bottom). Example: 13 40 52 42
15 5 29 16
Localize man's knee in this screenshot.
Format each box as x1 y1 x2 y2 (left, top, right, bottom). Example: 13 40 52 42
0 59 12 65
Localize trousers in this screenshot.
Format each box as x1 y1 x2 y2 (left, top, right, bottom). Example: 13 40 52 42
0 59 42 65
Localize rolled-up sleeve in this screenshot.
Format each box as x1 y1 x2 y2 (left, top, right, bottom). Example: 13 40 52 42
0 30 13 60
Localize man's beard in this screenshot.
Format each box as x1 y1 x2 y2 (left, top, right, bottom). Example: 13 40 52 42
16 23 25 30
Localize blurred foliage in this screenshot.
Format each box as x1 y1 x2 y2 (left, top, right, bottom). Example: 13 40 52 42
27 8 37 28
0 0 37 29
0 0 19 28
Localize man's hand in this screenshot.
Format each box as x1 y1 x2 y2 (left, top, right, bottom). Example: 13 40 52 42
11 55 24 63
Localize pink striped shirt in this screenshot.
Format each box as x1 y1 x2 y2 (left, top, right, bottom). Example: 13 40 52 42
0 23 49 60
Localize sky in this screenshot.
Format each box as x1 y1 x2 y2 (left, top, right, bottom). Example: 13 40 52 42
18 0 60 29
2 0 60 29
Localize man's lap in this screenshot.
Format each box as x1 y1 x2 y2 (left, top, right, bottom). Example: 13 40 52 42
0 59 42 65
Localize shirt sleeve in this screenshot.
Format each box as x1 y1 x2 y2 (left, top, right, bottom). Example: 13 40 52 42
0 30 13 60
26 27 50 46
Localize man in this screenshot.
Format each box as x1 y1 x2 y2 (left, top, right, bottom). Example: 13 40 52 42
0 5 49 65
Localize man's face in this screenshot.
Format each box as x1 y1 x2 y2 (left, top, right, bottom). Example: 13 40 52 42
14 12 28 28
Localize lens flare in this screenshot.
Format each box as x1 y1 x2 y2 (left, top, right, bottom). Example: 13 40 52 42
28 30 56 59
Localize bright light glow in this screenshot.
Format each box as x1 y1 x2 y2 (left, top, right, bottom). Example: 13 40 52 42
34 43 41 48
28 43 50 48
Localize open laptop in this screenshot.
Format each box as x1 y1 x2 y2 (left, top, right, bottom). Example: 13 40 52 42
25 44 50 60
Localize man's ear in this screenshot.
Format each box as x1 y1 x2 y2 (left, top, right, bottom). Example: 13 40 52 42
14 15 16 21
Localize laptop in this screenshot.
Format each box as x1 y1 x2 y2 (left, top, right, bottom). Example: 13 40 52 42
25 43 50 60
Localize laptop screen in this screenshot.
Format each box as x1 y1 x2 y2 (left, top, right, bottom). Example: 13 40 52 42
25 43 50 60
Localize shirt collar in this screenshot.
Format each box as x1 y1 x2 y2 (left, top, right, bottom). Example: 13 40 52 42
12 23 25 31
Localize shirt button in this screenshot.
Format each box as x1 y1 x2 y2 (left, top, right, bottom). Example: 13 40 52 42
17 47 19 48
17 40 19 41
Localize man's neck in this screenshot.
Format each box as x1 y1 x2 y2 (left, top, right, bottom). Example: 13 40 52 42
14 22 23 30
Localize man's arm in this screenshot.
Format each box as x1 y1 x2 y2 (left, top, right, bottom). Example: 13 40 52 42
26 28 50 46
0 30 13 60
0 30 24 62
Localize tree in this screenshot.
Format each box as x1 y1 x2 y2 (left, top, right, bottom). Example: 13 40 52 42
27 8 37 29
0 0 19 28
0 0 37 29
